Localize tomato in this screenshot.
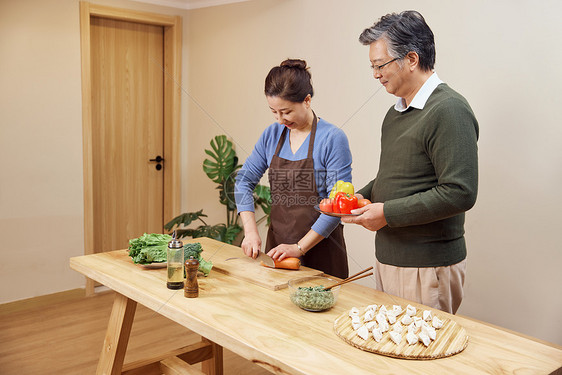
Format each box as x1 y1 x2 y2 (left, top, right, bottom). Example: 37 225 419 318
357 198 371 208
319 198 333 212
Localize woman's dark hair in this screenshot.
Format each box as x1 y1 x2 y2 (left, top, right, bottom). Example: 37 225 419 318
264 59 313 103
359 10 435 72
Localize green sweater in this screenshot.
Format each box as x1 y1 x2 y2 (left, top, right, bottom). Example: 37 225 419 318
357 84 479 267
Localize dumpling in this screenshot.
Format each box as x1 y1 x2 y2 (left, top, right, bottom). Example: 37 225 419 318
379 305 388 315
364 309 375 322
365 321 377 330
366 304 378 313
392 305 403 316
414 317 423 329
432 316 444 329
389 331 402 345
387 311 397 324
406 304 416 317
392 322 403 334
401 314 413 325
357 325 369 340
423 310 432 321
376 313 387 326
379 319 390 333
406 331 418 345
418 331 431 347
422 325 437 341
351 315 361 330
372 327 383 342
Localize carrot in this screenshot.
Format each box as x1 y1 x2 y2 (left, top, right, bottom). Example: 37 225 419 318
260 257 301 270
274 257 301 270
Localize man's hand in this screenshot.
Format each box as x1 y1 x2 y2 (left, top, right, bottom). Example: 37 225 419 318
241 231 262 258
341 202 388 231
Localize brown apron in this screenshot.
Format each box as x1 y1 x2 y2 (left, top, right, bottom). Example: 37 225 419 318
265 114 349 279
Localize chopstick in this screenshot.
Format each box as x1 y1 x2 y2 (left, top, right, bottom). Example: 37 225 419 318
324 272 374 290
345 266 373 281
324 266 374 290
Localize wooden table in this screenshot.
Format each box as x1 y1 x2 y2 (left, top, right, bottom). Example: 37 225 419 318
70 237 562 375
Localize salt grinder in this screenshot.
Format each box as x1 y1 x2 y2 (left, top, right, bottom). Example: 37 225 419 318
184 256 199 298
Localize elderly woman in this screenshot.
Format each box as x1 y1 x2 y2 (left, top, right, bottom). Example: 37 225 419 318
235 59 352 278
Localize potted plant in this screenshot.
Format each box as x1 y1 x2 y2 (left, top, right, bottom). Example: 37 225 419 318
164 135 270 245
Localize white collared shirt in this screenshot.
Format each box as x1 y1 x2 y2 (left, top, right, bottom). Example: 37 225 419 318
394 72 444 112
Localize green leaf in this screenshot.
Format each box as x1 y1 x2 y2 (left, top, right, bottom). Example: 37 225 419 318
223 171 238 211
224 224 242 244
254 184 271 219
189 224 227 242
202 135 236 184
208 224 227 241
175 228 195 239
164 210 207 231
254 184 271 201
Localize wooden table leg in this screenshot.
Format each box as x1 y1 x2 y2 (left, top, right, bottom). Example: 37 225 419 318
96 292 137 375
200 337 223 375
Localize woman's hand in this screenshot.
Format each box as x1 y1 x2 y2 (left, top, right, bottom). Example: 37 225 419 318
340 202 387 231
267 243 300 261
241 231 262 258
239 211 262 258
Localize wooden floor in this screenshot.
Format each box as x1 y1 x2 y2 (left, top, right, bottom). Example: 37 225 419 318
0 290 271 375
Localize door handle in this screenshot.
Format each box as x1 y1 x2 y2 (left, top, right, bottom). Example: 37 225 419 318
149 155 164 163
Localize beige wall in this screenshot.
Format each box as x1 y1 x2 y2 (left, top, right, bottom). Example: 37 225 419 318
1 0 561 346
0 0 188 302
0 0 85 301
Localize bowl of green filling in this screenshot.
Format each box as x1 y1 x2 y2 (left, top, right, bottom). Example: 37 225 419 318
288 276 340 312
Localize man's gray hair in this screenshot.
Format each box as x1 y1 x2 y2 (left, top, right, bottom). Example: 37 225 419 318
359 10 436 72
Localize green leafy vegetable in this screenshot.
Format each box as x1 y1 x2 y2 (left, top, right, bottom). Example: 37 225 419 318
128 235 213 276
183 242 213 276
128 233 172 264
290 286 335 311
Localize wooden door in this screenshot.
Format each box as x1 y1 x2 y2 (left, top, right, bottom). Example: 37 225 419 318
90 17 164 253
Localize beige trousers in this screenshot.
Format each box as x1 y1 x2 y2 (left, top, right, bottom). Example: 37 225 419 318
374 258 467 314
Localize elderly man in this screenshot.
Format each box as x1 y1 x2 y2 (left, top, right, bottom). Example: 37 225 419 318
342 11 479 314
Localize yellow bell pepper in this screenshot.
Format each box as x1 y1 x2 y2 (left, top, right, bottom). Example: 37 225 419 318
328 180 354 199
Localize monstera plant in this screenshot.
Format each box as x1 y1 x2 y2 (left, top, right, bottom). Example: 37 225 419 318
164 135 270 245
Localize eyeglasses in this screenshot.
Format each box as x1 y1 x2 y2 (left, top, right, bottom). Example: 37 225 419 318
370 57 400 73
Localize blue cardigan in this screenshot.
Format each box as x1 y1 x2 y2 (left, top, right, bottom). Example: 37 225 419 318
235 118 352 238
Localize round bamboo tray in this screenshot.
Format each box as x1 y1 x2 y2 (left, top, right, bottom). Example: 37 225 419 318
333 305 468 360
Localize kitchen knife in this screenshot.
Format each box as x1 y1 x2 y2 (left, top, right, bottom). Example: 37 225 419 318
255 251 275 267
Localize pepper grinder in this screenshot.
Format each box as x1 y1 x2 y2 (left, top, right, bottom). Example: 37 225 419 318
184 256 199 298
166 232 184 290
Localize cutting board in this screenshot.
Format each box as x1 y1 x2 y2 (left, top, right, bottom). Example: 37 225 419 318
187 237 324 290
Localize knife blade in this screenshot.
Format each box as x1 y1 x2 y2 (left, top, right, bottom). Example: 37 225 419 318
255 251 275 267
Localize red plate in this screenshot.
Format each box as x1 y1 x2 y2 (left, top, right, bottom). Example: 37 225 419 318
314 204 361 217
